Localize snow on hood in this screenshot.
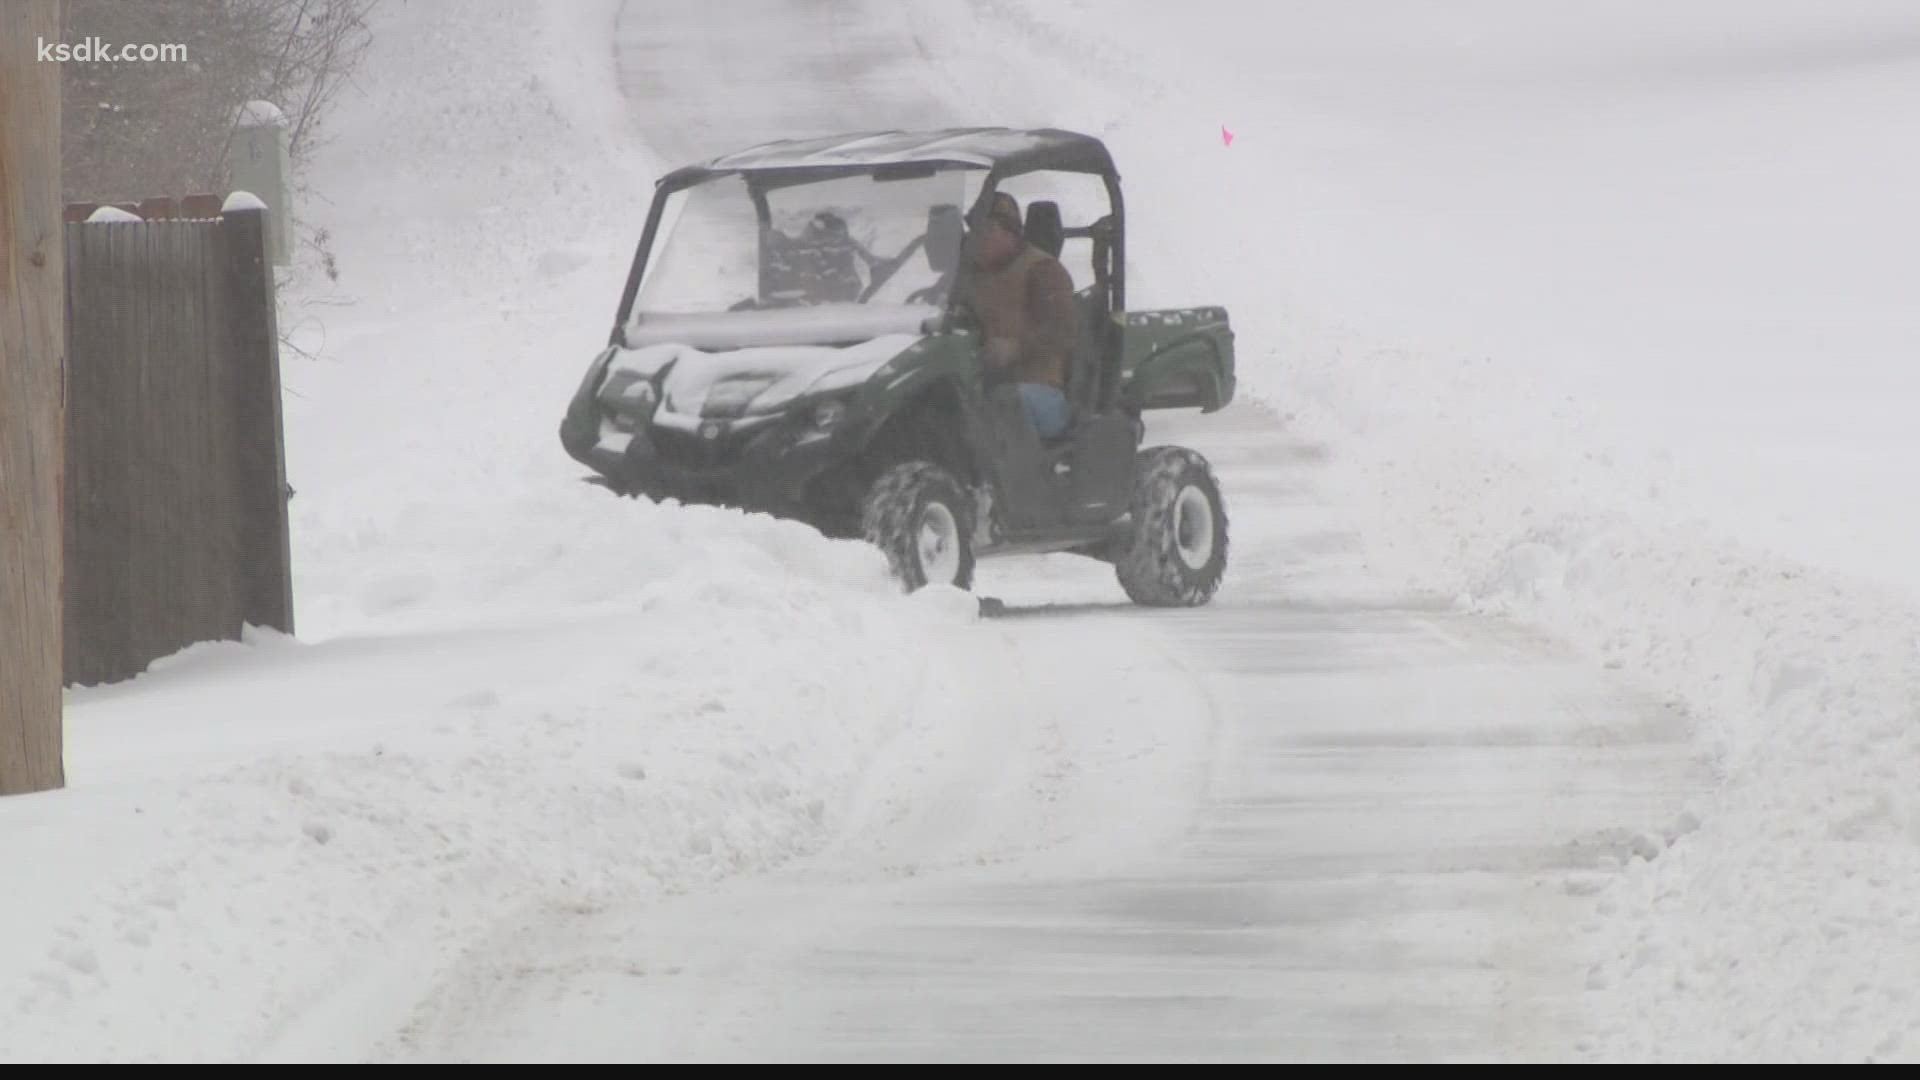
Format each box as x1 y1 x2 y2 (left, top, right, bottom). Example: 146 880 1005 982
622 302 940 350
604 331 921 420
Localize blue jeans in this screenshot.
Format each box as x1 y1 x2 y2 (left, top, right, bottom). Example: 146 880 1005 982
1018 383 1070 438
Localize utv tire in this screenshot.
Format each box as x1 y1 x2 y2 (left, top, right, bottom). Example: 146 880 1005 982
1114 446 1228 607
861 461 976 592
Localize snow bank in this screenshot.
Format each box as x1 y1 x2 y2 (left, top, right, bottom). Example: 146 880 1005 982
907 0 1920 1061
1286 337 1920 1061
0 505 986 1062
1533 526 1920 1062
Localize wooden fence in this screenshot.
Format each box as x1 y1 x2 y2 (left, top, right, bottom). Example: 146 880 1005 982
61 201 294 687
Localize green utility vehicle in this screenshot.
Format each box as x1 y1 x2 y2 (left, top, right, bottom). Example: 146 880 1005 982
560 127 1236 605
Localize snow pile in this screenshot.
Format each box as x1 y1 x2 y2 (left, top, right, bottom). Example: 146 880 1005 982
908 0 1920 1061
1324 350 1920 1059
1556 545 1920 1062
0 548 984 1063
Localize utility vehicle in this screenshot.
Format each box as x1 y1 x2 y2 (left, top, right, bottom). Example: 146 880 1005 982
559 127 1236 604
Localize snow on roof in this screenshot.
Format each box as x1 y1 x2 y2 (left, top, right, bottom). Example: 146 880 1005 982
85 206 143 224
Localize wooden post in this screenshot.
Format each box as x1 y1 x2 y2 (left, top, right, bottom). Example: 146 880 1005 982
220 205 294 638
1 0 67 796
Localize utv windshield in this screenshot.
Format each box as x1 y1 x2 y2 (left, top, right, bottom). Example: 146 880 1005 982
626 166 977 332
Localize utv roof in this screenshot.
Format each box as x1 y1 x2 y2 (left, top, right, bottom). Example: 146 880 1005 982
659 127 1116 185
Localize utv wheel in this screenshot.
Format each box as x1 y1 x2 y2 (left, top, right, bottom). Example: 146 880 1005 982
861 461 976 592
1114 446 1228 607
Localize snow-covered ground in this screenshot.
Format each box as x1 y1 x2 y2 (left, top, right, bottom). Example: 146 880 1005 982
0 0 1209 1062
8 0 1919 1062
904 0 1920 1059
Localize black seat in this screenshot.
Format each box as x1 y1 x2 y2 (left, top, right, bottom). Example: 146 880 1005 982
1025 201 1064 258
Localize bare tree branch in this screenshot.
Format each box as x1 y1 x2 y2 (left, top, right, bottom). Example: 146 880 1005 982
61 0 378 203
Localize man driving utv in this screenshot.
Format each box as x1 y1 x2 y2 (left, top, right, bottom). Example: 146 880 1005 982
964 192 1078 439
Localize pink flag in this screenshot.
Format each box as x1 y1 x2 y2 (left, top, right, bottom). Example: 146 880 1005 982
1221 124 1234 147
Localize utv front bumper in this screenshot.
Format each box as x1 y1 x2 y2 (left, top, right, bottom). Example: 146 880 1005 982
560 377 852 514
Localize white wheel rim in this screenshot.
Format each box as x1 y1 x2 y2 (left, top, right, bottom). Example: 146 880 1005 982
1173 485 1215 570
918 502 962 584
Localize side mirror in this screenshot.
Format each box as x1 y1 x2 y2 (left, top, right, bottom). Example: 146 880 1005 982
925 204 963 271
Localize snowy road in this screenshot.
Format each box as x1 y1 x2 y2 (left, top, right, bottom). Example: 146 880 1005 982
599 3 1718 1062
382 401 1705 1062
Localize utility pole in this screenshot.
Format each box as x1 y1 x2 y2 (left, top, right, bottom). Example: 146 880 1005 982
1 0 67 796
